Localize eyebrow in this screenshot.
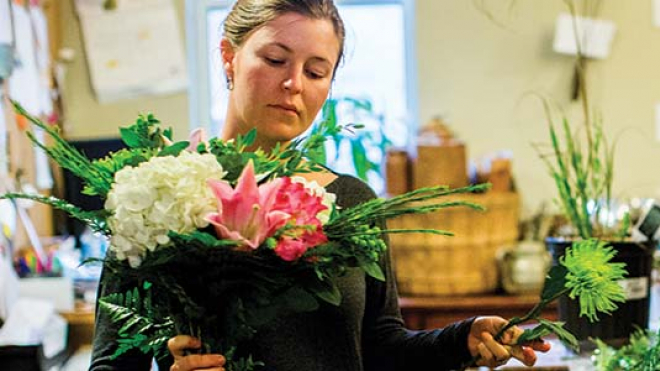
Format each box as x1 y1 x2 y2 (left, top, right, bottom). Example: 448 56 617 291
269 42 334 67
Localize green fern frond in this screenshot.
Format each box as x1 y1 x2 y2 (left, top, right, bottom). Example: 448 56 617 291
0 193 108 234
100 284 175 360
12 101 115 197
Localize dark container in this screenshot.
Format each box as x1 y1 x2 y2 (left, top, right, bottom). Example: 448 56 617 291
546 238 654 348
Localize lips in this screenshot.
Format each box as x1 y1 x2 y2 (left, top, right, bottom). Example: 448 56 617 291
269 104 300 116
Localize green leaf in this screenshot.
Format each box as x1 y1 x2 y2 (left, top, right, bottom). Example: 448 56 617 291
518 319 579 352
120 127 144 148
239 129 257 148
362 261 385 281
158 142 189 157
517 324 553 344
350 139 370 181
162 128 173 141
308 278 342 306
540 264 568 302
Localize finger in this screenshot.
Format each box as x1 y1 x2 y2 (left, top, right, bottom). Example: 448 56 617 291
510 345 540 367
481 332 510 363
174 354 226 371
167 335 201 358
477 342 497 367
499 324 524 345
528 340 552 352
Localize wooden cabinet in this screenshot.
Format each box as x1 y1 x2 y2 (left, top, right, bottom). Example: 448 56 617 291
399 294 558 330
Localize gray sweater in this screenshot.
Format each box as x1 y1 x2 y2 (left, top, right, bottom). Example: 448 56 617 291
89 174 474 371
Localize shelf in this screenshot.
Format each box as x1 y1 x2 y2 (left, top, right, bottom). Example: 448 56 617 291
399 293 558 330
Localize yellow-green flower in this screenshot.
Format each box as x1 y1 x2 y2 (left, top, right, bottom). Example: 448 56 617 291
560 239 627 322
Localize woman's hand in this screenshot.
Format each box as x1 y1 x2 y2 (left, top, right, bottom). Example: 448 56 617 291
168 335 226 371
467 316 551 368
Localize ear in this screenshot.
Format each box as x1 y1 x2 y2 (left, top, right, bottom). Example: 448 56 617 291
220 38 236 81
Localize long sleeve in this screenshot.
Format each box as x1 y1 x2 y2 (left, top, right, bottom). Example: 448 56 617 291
361 246 474 370
330 175 474 371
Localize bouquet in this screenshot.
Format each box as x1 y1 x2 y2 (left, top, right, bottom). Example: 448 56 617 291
3 102 489 370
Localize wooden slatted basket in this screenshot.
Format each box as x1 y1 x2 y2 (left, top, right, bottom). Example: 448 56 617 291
388 191 520 296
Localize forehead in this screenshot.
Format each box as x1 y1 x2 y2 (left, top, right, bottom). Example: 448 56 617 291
243 12 340 64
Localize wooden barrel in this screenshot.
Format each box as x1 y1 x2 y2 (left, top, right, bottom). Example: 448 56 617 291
388 192 520 296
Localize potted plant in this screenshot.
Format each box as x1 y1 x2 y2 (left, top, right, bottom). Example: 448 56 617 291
307 96 391 190
534 2 655 347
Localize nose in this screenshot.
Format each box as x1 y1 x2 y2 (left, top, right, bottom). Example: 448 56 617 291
282 66 303 94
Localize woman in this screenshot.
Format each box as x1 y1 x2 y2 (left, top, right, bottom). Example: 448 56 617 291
90 1 549 370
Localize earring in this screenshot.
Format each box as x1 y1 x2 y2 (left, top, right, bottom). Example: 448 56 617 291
226 77 234 91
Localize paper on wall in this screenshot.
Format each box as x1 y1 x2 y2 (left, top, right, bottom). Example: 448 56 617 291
0 0 12 44
0 98 7 177
26 6 55 189
74 0 188 103
29 6 54 117
7 3 41 115
553 13 616 60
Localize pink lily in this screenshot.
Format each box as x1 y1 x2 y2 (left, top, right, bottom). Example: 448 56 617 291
160 128 208 152
186 128 208 152
206 161 290 249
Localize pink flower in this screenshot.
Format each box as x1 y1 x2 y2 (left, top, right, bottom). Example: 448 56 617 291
274 229 328 261
271 178 329 261
186 128 208 152
206 161 289 249
161 128 209 152
274 178 328 227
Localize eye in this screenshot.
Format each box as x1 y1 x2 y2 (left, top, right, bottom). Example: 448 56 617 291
264 57 285 66
306 69 327 80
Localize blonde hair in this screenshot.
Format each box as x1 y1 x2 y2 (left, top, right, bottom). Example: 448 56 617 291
223 0 345 74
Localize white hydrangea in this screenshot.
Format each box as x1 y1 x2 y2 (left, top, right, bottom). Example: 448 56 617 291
290 176 337 225
105 152 226 267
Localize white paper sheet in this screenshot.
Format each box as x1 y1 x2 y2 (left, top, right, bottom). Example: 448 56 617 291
7 3 41 115
553 13 617 60
29 6 53 117
0 0 12 44
0 99 8 177
26 6 54 189
75 0 188 103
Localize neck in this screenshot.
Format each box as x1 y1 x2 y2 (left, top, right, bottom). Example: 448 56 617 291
221 122 287 153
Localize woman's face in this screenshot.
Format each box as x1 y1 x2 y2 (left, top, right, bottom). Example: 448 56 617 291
221 12 340 149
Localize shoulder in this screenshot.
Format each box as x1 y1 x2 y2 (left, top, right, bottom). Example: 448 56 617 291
326 174 378 209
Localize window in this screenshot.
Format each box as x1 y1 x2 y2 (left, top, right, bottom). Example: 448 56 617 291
186 0 417 194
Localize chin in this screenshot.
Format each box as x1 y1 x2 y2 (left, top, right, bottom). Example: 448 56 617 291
262 124 306 143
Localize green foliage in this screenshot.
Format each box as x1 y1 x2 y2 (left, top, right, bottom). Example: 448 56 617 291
206 128 327 185
0 193 108 234
540 264 569 302
119 113 169 149
12 101 116 198
100 284 175 360
593 328 660 371
519 319 579 352
308 97 390 183
11 101 190 199
534 100 618 239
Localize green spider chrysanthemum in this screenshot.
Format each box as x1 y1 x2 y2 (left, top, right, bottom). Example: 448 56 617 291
560 239 627 322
